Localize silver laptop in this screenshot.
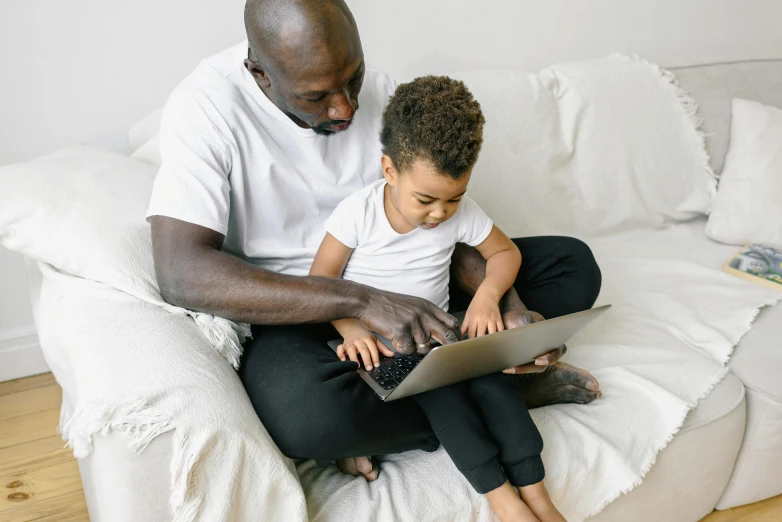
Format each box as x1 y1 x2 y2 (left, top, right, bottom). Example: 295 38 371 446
328 304 611 401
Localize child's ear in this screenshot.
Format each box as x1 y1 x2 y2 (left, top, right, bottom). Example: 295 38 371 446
381 155 398 186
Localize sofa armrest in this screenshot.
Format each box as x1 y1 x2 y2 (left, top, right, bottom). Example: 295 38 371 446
27 260 308 522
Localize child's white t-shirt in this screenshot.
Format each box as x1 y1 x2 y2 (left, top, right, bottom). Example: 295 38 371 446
324 179 493 310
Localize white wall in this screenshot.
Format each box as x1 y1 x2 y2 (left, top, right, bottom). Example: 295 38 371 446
349 0 782 82
2 0 781 379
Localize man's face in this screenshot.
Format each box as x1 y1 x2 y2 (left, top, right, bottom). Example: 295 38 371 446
246 35 365 136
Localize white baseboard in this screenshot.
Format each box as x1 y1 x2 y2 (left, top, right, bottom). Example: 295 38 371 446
0 324 50 382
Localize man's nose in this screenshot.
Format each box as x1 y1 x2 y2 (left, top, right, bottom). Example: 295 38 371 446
328 91 357 121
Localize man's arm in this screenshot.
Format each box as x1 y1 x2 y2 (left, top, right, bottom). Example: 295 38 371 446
151 216 461 353
451 242 564 372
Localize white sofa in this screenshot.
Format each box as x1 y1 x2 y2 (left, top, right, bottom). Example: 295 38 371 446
14 57 782 521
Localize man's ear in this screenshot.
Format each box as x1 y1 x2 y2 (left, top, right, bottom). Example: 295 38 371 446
381 155 398 186
244 59 272 89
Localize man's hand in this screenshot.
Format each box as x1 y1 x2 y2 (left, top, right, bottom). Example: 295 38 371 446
357 289 462 355
500 308 567 375
337 324 394 371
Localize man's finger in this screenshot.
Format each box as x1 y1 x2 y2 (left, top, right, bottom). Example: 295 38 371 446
536 345 567 365
393 326 416 355
426 308 462 345
410 318 431 354
504 363 548 375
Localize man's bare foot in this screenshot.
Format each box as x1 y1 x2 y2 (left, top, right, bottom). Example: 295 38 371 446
517 362 601 409
519 482 567 522
486 482 540 522
336 456 379 481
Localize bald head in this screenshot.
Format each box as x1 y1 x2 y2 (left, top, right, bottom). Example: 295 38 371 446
242 0 365 136
244 0 358 72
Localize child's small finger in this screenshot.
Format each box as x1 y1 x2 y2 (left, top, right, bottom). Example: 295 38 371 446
487 321 497 335
496 319 505 332
337 344 347 361
346 345 359 365
357 343 373 370
376 339 394 357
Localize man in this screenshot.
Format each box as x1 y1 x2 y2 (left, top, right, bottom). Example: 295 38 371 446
148 0 602 481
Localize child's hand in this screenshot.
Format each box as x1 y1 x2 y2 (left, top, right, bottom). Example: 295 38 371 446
461 291 505 339
338 326 395 371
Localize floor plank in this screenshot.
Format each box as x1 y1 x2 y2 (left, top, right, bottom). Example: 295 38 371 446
0 489 88 522
0 375 56 398
701 494 782 522
0 460 84 516
0 386 61 422
0 409 60 451
0 436 72 478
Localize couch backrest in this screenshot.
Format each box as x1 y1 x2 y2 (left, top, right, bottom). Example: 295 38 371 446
672 59 782 175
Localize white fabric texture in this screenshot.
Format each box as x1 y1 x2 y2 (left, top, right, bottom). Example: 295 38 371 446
324 179 493 310
0 146 250 369
706 98 782 249
452 55 717 238
3 55 778 521
146 42 397 277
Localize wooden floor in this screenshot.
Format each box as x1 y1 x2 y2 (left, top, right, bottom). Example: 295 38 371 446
0 374 780 521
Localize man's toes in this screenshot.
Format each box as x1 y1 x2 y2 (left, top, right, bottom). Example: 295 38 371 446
552 362 600 391
563 384 600 405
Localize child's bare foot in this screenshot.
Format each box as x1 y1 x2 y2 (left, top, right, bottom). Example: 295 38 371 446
336 456 378 480
519 481 567 522
486 481 540 522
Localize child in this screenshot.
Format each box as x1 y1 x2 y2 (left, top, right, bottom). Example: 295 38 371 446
310 76 566 522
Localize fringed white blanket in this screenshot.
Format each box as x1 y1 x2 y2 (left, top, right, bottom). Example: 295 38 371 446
4 54 779 521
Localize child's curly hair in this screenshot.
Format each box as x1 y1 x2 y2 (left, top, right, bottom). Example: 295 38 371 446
380 75 485 179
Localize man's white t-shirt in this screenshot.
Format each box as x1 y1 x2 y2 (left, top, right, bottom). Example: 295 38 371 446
146 42 397 276
324 179 493 310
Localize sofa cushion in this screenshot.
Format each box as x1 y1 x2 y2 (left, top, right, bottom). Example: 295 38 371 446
706 99 782 249
730 302 782 400
671 59 782 174
453 55 716 238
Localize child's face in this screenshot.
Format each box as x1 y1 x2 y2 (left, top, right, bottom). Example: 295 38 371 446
382 155 471 230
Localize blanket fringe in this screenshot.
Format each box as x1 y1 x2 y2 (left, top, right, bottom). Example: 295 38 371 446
170 431 202 522
614 54 719 200
59 398 203 522
60 398 174 458
585 366 730 519
193 313 252 370
586 295 781 520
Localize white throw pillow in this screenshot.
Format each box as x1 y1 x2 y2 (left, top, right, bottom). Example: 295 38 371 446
706 99 782 249
452 56 716 237
0 146 249 367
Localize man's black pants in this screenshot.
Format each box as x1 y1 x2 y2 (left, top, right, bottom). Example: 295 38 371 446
239 236 601 493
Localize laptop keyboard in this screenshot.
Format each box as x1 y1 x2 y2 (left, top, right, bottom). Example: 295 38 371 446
366 352 425 390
